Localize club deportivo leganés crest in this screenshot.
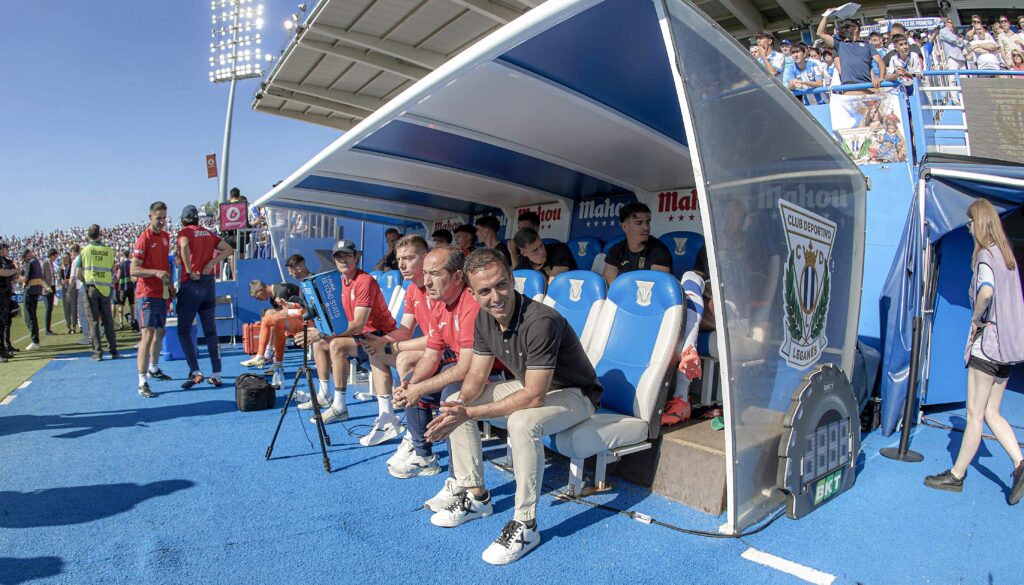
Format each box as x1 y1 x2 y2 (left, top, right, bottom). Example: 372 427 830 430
636 280 654 307
568 279 584 302
778 200 836 370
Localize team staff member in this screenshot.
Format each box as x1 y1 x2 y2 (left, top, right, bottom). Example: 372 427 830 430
177 205 234 389
244 279 303 388
41 249 58 336
453 225 477 256
131 201 175 398
80 224 118 361
387 245 482 478
0 241 17 361
361 236 435 453
602 202 673 285
65 245 81 336
374 227 402 271
513 228 577 282
507 211 540 269
424 248 600 565
475 216 512 266
316 240 397 426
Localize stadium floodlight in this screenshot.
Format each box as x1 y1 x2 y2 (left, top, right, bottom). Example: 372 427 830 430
209 0 271 203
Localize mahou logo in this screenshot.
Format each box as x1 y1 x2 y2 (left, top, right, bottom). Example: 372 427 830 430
577 198 627 220
432 218 463 231
657 189 700 213
518 206 561 223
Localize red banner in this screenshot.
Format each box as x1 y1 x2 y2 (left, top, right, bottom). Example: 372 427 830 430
205 154 218 179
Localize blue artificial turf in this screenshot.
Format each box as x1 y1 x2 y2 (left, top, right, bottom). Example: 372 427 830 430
2 347 1022 584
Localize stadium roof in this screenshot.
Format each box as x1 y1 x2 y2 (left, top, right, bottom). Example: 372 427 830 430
251 0 902 131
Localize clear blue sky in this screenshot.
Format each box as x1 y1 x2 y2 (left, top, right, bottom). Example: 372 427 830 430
0 1 338 236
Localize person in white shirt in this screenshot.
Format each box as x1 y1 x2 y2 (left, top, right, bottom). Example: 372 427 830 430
753 30 786 77
884 34 924 96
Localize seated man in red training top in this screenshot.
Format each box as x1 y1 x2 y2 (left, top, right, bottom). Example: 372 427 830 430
244 279 304 387
314 241 399 438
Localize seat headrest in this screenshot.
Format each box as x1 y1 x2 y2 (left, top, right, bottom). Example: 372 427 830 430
658 231 704 276
512 269 546 299
546 270 606 305
607 270 682 315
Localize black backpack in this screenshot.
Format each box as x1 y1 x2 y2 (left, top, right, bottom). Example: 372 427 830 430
235 374 276 412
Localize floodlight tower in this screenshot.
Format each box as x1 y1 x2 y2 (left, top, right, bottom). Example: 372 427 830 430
209 0 271 203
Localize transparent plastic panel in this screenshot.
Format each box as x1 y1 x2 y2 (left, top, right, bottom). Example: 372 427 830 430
659 0 867 531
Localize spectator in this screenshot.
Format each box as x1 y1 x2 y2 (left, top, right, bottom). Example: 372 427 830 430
19 249 44 350
474 215 512 267
778 38 795 67
131 201 176 398
513 228 577 282
59 250 74 334
80 224 118 361
967 21 1000 70
375 227 401 271
0 241 17 360
938 17 968 70
885 34 924 96
817 14 887 90
453 224 477 257
888 24 924 57
431 228 453 247
66 244 82 336
994 23 1024 67
508 211 541 268
41 248 58 335
869 31 886 57
222 187 250 264
753 30 785 77
1011 49 1024 71
601 202 673 285
784 43 826 104
822 49 837 85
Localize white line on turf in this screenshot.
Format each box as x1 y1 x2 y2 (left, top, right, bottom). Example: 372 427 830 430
13 316 68 346
741 547 835 585
1 395 16 406
52 357 80 361
17 381 32 390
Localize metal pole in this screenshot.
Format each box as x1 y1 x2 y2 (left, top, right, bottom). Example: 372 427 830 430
881 316 926 462
217 1 240 204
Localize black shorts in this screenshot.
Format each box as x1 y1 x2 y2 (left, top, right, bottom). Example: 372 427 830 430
968 355 1012 379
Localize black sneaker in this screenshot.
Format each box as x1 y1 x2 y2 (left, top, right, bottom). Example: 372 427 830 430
109 350 119 359
209 377 223 388
1009 462 1024 505
181 373 204 390
148 369 172 381
138 382 156 398
924 469 965 492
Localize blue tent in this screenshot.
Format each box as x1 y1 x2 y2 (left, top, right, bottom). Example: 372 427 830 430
879 155 1024 436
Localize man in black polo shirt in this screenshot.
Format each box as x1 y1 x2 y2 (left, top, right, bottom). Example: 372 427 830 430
513 228 577 282
601 202 673 285
424 248 599 565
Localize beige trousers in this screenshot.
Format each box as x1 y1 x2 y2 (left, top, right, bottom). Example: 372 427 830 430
448 381 594 522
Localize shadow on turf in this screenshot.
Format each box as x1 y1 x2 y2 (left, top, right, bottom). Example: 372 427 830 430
0 556 64 585
0 480 193 528
0 400 237 439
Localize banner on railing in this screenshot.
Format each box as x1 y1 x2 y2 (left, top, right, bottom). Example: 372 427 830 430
829 89 908 165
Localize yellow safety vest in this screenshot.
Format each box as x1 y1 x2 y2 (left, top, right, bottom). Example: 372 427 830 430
81 241 116 297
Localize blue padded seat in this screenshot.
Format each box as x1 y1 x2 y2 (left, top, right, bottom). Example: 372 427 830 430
376 270 403 317
566 237 602 272
590 235 625 275
541 270 605 350
512 269 546 301
389 280 412 321
369 270 383 282
658 231 705 277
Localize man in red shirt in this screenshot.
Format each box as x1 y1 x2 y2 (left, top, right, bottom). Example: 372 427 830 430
130 201 175 398
176 205 234 390
313 240 397 427
388 244 487 481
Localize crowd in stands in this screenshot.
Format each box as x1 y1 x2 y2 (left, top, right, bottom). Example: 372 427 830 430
749 12 1024 102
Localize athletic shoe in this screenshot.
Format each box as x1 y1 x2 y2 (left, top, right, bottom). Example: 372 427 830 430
389 453 442 479
481 520 540 565
359 416 405 447
109 350 119 359
7 346 19 352
148 369 172 381
430 491 492 528
75 338 91 346
298 393 331 410
209 377 223 388
138 382 156 398
424 477 465 512
1009 461 1024 505
240 356 266 368
387 434 415 469
313 406 349 425
25 343 40 351
352 391 374 402
924 469 965 492
181 373 205 390
91 353 102 362
45 330 54 336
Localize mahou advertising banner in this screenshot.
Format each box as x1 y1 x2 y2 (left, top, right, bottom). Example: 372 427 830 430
570 194 638 240
430 217 467 233
513 202 571 241
650 188 703 236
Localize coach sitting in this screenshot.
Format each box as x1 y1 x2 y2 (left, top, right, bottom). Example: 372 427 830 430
424 248 601 565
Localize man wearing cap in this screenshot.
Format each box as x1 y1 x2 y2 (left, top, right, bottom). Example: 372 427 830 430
311 239 398 425
19 249 45 350
176 205 234 389
131 201 176 398
79 224 118 361
0 241 18 361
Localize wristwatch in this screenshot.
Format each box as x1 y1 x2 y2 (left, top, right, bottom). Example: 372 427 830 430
384 342 393 355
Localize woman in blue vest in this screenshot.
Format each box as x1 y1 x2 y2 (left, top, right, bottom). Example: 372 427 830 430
926 200 1024 504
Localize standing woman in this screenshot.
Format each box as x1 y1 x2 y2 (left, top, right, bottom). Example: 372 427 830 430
925 199 1024 504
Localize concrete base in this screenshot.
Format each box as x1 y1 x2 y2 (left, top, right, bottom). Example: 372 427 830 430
652 419 728 516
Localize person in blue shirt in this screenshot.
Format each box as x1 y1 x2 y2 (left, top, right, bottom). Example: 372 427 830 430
783 43 826 105
754 30 786 77
817 12 887 92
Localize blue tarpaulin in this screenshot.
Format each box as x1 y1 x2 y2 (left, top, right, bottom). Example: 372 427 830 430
879 156 1024 435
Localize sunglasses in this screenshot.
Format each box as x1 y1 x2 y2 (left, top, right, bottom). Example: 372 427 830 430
967 219 975 229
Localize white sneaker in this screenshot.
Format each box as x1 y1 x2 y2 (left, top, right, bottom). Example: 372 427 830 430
386 434 415 469
430 491 492 528
25 342 40 351
312 406 349 425
424 477 464 512
297 393 331 410
388 453 441 479
359 416 405 447
352 390 374 402
481 520 540 565
240 356 266 368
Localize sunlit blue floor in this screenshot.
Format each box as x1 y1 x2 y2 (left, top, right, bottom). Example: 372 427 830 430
2 347 1021 584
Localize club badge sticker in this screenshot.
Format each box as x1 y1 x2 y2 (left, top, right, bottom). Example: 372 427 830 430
778 200 836 370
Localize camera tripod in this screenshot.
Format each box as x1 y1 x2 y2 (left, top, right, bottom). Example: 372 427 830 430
265 319 332 472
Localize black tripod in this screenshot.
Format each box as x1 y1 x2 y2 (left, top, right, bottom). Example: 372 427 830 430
266 302 332 472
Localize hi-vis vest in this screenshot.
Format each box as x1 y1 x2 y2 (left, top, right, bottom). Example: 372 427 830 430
81 241 116 297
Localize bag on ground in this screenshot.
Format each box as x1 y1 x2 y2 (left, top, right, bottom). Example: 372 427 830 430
235 373 276 412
